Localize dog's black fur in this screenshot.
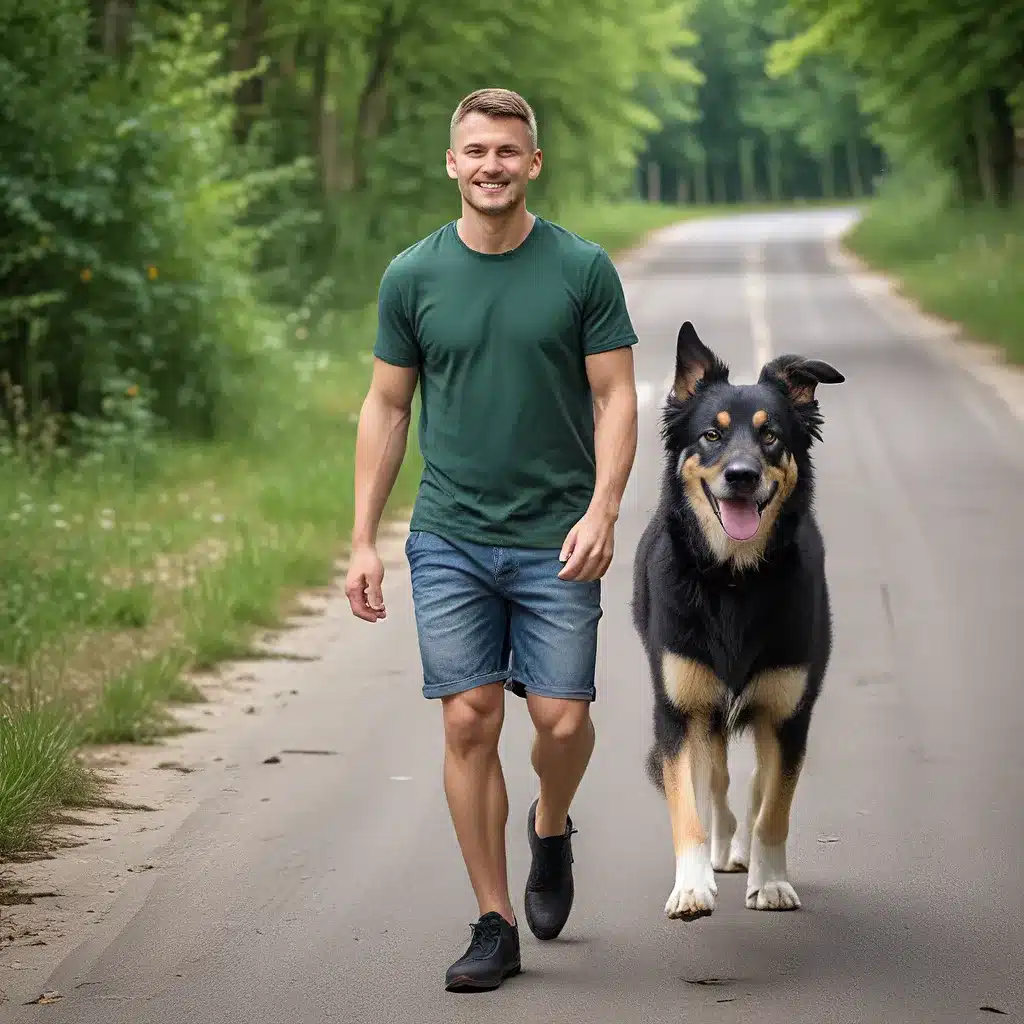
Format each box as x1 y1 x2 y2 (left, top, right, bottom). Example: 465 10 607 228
631 320 843 917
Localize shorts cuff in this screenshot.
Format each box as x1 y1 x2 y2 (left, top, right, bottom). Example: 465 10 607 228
507 676 596 703
423 669 511 700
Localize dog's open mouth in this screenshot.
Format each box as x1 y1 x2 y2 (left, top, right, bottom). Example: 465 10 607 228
702 481 778 542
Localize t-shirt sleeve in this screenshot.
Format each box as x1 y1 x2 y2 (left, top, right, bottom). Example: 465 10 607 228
372 258 420 367
581 246 639 356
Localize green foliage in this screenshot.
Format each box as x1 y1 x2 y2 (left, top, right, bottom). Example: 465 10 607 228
769 0 1024 204
640 0 882 204
0 5 305 446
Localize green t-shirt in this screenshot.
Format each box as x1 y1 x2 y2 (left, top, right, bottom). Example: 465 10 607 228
373 215 638 549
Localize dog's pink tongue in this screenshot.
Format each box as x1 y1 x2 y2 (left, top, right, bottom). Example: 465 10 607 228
719 499 760 541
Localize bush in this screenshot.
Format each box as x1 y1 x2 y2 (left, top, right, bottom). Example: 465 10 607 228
0 6 307 450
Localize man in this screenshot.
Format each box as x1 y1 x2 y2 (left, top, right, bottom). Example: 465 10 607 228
345 87 639 992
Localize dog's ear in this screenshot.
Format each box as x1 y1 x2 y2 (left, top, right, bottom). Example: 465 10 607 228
759 354 844 406
674 321 729 399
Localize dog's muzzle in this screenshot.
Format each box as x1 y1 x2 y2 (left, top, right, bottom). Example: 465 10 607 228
704 456 777 542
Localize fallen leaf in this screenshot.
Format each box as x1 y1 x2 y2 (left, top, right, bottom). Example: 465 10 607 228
263 755 281 764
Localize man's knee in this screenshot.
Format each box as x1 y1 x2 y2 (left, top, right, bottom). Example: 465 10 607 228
442 683 504 757
528 695 593 744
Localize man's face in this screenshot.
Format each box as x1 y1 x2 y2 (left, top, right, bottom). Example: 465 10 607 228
446 112 542 216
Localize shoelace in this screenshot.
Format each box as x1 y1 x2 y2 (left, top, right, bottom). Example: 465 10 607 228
466 914 504 952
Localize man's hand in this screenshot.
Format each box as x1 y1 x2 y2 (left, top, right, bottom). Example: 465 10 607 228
345 543 387 621
557 506 617 582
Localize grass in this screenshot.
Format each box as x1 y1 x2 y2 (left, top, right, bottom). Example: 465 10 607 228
844 186 1023 364
0 197 766 861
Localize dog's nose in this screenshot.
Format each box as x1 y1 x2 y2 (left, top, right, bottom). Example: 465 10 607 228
723 460 761 493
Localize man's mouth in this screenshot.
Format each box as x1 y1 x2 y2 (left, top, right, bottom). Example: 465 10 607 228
702 480 778 542
475 181 509 194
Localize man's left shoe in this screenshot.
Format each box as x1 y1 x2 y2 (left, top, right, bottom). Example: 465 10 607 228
524 797 578 941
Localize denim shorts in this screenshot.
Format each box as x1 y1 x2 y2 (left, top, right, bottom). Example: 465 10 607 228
404 529 603 702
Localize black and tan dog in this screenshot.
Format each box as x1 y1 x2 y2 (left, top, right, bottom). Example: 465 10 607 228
632 320 843 920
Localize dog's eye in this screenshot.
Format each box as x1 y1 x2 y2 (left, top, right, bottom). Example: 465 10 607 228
761 429 778 445
702 428 721 443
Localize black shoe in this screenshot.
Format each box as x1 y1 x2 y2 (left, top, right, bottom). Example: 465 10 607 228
444 911 521 992
524 798 577 941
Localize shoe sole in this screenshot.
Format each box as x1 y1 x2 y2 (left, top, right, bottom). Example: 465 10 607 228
444 961 522 993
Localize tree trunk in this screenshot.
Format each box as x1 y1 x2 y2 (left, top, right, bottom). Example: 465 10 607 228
231 0 265 144
974 92 997 205
987 87 1016 205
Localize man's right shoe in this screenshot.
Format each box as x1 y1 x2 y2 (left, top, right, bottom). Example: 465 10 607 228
444 911 521 992
524 797 577 940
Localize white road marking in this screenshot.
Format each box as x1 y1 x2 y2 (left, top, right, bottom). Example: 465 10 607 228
389 776 412 782
744 243 771 377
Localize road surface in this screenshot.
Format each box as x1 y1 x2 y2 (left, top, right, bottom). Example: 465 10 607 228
8 209 1024 1023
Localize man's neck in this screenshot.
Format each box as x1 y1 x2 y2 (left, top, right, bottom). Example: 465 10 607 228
457 204 536 255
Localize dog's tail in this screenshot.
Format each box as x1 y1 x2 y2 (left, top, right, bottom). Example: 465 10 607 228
645 744 664 792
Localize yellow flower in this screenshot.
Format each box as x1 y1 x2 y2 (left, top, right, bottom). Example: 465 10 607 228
126 384 139 398
80 268 92 283
147 265 159 280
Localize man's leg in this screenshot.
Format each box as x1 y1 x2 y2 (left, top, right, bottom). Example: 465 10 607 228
527 694 595 839
404 529 521 991
507 547 603 940
441 682 515 925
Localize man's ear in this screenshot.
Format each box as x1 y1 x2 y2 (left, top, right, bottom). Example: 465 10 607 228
759 354 844 405
674 321 729 399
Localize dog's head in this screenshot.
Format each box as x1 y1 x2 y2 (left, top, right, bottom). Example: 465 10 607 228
661 321 844 570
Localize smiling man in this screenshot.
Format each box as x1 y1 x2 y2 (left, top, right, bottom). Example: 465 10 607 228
345 87 639 991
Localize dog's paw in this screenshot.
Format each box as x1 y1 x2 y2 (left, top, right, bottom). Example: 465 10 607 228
665 882 716 921
717 834 749 873
745 839 799 910
745 880 801 911
665 847 716 921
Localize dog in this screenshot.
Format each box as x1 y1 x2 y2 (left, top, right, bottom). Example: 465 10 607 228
631 320 844 921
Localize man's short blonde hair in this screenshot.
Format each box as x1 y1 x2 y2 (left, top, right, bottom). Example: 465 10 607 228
450 88 538 150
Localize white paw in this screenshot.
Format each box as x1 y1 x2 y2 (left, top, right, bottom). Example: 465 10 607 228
711 810 738 872
745 880 801 910
720 834 749 873
745 838 800 911
665 882 716 920
665 846 716 921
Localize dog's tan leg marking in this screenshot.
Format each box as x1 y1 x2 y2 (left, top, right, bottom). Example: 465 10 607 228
709 732 740 872
663 726 717 920
716 410 731 428
746 666 807 723
752 409 768 428
746 715 804 911
662 652 726 715
660 653 725 918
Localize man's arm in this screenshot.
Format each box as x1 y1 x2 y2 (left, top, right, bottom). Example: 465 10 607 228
558 247 639 582
351 358 418 550
345 358 418 621
586 345 638 524
346 255 421 621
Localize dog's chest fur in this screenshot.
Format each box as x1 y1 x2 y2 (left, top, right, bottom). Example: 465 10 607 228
648 526 818 700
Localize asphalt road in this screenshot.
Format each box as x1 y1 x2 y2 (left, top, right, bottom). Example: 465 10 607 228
9 209 1024 1023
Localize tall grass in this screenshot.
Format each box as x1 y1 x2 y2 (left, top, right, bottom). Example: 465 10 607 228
845 174 1023 364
